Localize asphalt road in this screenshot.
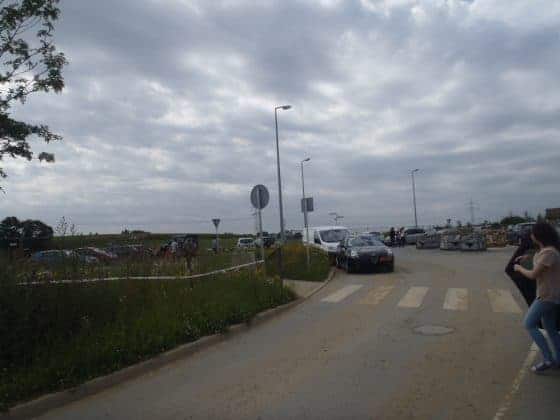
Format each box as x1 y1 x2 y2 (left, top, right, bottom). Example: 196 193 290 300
38 247 559 420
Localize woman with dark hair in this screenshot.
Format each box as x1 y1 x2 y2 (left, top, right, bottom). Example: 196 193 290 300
514 222 560 373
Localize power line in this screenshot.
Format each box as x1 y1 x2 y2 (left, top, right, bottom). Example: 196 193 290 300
467 199 479 225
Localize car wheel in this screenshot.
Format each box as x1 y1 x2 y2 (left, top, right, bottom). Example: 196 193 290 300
387 262 395 272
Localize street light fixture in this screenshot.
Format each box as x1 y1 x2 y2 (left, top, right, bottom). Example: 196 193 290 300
301 157 311 267
274 105 291 245
411 169 420 228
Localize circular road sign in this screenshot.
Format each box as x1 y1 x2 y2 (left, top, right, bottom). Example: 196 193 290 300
250 184 269 209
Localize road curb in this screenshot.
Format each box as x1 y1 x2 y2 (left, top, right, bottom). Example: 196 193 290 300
3 268 336 420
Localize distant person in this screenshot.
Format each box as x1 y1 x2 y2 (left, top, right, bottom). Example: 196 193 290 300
514 222 560 373
390 227 396 246
399 227 406 247
168 240 178 259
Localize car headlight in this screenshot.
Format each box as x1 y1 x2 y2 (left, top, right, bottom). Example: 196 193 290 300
386 248 393 256
350 250 359 258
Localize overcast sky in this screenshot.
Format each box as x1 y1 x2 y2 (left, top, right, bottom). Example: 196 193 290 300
3 0 560 234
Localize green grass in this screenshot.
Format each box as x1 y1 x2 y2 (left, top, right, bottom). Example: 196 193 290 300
0 269 295 411
9 252 256 283
266 242 331 282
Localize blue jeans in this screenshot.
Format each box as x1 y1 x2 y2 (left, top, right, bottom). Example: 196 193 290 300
524 299 560 363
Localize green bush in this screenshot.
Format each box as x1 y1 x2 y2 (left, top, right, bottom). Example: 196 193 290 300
0 269 294 410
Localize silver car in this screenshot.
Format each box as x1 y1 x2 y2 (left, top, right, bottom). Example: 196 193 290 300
404 228 425 245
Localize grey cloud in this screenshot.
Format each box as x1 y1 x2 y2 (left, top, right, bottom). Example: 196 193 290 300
2 0 559 233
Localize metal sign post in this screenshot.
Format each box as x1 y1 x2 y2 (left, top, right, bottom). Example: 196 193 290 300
250 184 270 277
212 218 220 253
301 197 314 268
256 188 265 268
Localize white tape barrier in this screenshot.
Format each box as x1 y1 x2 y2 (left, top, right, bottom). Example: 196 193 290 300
18 260 265 286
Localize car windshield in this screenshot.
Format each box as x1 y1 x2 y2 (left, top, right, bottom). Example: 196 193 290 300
320 229 348 243
350 237 383 247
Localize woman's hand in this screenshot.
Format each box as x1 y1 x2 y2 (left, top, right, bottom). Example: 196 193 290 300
514 264 522 273
515 255 527 263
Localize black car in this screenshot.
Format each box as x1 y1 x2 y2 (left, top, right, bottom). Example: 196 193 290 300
336 235 394 273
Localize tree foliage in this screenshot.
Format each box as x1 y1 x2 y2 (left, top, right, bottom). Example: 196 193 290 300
0 215 53 249
0 0 67 184
500 215 527 226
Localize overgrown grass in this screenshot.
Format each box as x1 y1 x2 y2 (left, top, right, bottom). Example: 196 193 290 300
0 269 295 411
266 242 330 282
8 251 256 283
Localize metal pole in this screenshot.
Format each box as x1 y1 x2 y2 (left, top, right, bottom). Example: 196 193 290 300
301 160 310 268
411 170 418 228
257 188 266 274
275 108 285 244
215 226 219 253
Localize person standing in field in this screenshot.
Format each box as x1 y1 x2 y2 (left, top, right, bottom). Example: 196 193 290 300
514 222 560 373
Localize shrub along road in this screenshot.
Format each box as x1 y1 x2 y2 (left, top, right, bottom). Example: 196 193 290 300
31 247 557 419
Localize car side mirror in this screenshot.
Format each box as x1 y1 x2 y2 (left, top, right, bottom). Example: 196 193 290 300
314 238 321 245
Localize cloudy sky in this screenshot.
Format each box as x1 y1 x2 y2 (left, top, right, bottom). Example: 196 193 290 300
3 0 560 234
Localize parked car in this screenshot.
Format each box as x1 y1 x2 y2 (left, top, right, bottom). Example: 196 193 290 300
236 237 255 249
416 231 441 249
106 244 153 258
336 235 394 273
303 226 350 257
254 236 275 248
75 247 117 262
404 228 425 245
30 250 78 265
363 231 383 241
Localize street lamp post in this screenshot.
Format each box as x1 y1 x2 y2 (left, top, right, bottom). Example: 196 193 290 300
274 105 291 244
301 157 311 267
411 169 420 228
274 104 291 281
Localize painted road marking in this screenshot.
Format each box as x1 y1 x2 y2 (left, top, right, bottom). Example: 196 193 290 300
397 286 429 308
488 289 522 314
322 285 363 303
443 288 468 311
492 343 538 420
359 285 394 305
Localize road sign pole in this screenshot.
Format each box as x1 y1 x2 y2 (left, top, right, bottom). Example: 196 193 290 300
215 226 219 253
301 161 310 269
257 188 266 273
250 185 270 278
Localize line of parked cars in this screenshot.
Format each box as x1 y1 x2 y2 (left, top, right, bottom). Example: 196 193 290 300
30 244 150 265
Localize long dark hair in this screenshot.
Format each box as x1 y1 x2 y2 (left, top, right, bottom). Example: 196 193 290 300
532 222 560 252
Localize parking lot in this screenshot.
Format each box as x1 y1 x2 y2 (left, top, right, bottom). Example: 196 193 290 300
36 245 557 420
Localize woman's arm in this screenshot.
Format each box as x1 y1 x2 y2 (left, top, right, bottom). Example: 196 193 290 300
514 262 548 280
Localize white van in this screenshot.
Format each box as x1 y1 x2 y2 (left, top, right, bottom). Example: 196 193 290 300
303 226 350 255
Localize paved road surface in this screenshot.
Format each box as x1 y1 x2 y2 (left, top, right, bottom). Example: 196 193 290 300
39 247 559 419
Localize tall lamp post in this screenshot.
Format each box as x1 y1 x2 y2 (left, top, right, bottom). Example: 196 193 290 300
274 105 291 244
301 157 311 267
274 105 291 282
411 169 420 228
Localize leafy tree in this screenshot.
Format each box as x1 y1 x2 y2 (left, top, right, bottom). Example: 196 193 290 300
1 0 67 185
0 216 53 249
500 215 527 226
